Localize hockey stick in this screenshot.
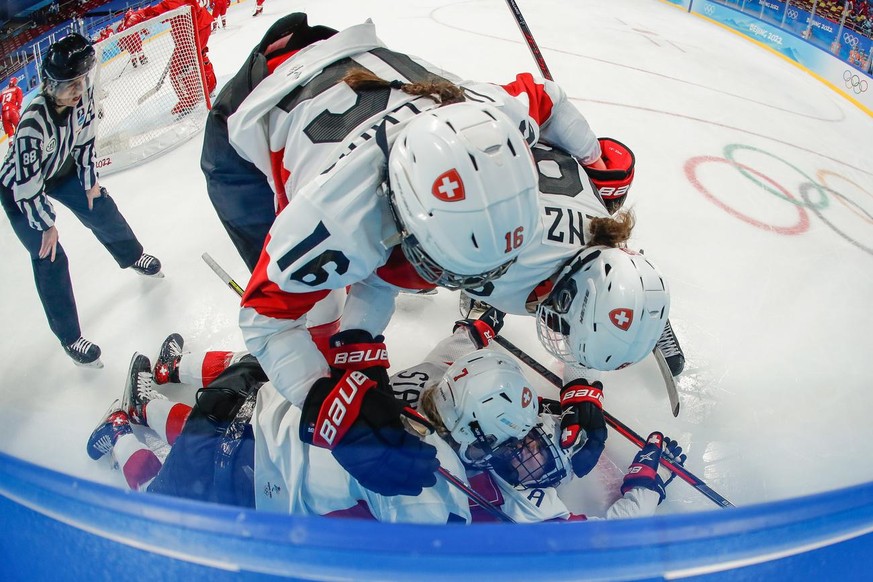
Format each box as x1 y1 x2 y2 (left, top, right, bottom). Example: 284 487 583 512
202 252 246 297
504 0 680 416
654 348 681 417
137 58 171 105
504 0 554 81
492 335 734 508
201 253 517 523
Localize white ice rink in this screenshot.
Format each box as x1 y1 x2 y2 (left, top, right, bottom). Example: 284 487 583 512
1 0 871 516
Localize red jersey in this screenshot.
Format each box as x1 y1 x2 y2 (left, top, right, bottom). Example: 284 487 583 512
1 84 23 114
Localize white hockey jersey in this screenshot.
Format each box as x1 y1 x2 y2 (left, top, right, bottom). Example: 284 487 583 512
230 20 603 408
464 142 612 317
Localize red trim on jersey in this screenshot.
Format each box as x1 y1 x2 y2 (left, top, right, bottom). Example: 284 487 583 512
242 234 331 320
308 318 341 358
164 403 192 446
122 448 163 490
266 48 299 73
270 149 291 211
500 73 554 125
202 351 234 388
564 514 589 522
375 246 437 291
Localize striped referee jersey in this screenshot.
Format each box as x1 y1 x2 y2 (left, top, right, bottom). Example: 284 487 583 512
0 86 98 230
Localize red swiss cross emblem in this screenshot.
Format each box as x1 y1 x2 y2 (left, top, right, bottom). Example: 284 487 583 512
609 308 634 331
521 386 533 408
431 169 465 202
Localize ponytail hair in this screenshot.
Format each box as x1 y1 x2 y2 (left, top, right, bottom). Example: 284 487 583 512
587 209 635 248
343 69 466 106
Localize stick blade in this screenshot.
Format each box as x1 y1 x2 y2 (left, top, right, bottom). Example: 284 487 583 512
653 348 681 417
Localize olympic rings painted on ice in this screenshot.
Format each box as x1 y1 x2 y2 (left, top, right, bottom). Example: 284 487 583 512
723 144 830 209
843 70 869 94
685 156 810 235
816 169 873 225
802 183 873 256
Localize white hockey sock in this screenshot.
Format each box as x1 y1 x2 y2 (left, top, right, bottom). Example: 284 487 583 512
144 399 192 446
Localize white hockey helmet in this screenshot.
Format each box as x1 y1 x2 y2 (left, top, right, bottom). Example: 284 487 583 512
387 102 540 290
536 246 670 370
434 350 539 467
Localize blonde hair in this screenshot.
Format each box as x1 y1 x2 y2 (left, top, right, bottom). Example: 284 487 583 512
343 69 466 106
418 384 451 441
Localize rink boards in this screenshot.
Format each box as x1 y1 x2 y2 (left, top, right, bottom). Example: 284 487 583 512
1 450 872 580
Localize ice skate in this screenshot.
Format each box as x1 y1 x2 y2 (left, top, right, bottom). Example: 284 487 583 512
130 253 163 278
154 333 184 385
120 352 166 425
64 336 103 368
655 320 685 377
86 402 131 460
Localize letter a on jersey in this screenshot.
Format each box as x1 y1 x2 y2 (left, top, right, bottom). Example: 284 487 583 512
609 308 634 331
432 169 465 202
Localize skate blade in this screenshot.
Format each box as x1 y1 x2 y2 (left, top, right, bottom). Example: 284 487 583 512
135 270 165 279
74 358 104 369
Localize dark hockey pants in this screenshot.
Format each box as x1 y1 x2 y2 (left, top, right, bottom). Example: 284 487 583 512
147 356 265 507
1 171 143 345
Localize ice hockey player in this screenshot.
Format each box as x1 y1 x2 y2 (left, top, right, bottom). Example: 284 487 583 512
1 77 23 146
94 25 113 43
0 34 163 368
88 314 685 523
451 140 686 479
138 0 216 116
202 14 637 496
116 9 149 68
210 0 228 30
252 0 263 17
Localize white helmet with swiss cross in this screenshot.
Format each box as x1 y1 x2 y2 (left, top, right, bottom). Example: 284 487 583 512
434 350 539 468
387 101 539 289
536 246 670 370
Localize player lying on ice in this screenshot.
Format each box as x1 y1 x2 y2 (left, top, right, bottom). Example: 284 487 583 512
86 312 685 523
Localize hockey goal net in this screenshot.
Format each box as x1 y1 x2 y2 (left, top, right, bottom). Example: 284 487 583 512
92 5 210 175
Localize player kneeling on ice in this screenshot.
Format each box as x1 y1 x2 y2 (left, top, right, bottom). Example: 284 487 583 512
87 313 685 523
0 34 163 368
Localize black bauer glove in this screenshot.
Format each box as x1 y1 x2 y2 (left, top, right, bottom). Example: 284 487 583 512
299 365 439 496
559 379 607 478
620 432 686 504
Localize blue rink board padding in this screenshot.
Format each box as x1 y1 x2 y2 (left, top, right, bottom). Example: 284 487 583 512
1 451 873 580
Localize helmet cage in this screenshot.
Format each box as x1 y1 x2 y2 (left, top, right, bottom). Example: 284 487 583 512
399 232 516 290
535 249 602 363
484 424 570 489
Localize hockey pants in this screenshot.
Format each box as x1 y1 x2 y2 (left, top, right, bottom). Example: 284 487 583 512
147 356 265 507
0 169 143 345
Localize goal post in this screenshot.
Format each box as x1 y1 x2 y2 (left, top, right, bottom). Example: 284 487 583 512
92 5 210 175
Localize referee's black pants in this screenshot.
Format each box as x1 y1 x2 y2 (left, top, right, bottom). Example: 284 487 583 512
1 171 143 346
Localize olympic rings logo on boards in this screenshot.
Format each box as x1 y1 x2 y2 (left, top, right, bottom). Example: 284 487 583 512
704 4 715 16
843 33 859 47
843 70 869 93
685 144 873 256
787 8 798 19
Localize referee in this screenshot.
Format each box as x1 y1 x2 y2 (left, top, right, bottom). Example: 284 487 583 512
0 33 163 368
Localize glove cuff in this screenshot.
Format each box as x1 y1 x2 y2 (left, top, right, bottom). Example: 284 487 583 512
453 319 495 348
300 370 377 449
327 330 389 370
559 381 604 410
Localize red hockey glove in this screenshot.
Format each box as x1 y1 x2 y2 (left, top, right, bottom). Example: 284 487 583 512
299 366 439 496
620 432 686 504
559 379 607 477
583 138 635 213
326 329 389 372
